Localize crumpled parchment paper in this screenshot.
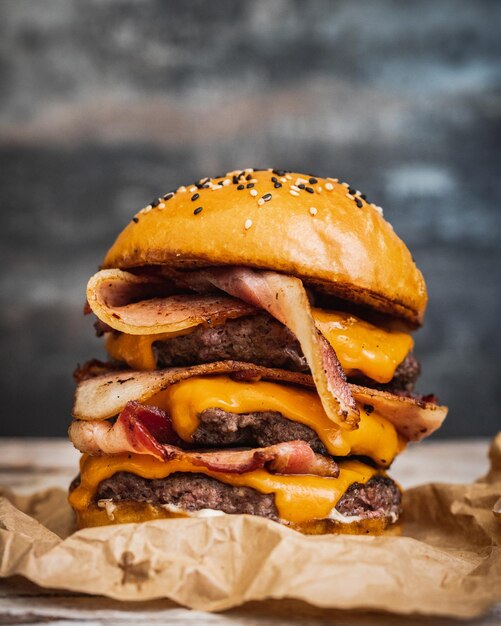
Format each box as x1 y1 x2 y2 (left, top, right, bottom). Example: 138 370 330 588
1 434 500 618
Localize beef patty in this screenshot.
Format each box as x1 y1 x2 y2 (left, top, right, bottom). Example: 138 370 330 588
191 407 328 455
92 472 401 521
155 314 307 372
153 314 419 390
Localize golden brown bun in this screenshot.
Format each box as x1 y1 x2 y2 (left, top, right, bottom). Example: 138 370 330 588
103 169 427 325
73 501 398 535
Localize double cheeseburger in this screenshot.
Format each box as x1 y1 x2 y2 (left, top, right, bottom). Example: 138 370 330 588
68 168 447 534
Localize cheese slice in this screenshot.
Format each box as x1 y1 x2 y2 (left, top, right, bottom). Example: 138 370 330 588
69 453 379 524
105 308 413 383
105 331 188 370
148 375 405 467
311 309 413 383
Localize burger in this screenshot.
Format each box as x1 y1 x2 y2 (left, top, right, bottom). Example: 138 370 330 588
68 168 447 534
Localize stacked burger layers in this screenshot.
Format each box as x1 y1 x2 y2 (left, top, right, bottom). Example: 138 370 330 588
68 169 447 534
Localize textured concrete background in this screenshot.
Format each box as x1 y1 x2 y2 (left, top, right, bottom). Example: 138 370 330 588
0 0 500 437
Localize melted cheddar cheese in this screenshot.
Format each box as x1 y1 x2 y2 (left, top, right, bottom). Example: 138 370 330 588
147 375 405 467
69 453 379 524
105 308 413 383
106 330 188 370
311 309 413 383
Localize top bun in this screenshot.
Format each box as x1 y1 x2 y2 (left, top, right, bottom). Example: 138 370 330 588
103 169 427 325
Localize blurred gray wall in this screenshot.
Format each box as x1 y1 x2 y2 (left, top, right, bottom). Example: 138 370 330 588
1 0 500 438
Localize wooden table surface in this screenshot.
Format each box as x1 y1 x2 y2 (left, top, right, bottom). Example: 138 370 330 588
1 437 500 626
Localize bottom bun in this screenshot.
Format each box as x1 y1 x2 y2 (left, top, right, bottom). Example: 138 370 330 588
73 500 400 536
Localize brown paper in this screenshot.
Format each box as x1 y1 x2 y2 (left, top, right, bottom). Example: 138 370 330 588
1 434 501 618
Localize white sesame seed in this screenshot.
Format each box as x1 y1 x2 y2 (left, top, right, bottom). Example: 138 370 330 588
211 185 222 191
342 182 349 188
325 182 334 191
244 219 253 229
356 190 361 195
291 185 300 192
316 186 322 193
222 179 230 186
290 190 300 197
258 198 265 206
346 193 354 200
250 189 258 197
285 174 292 180
309 207 317 215
280 177 287 183
296 177 308 185
177 186 187 193
145 204 152 211
327 177 339 183
189 186 197 192
249 178 258 183
159 203 165 208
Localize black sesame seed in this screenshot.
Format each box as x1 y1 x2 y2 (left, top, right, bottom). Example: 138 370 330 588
191 193 200 202
298 183 305 190
246 174 252 181
361 193 367 200
218 180 225 186
151 199 160 207
201 183 210 188
354 197 363 208
262 193 272 202
364 404 374 415
232 175 239 184
163 192 174 201
305 186 314 194
309 177 318 184
237 184 245 190
272 169 286 176
247 183 254 188
132 217 139 223
274 182 282 189
271 176 278 183
194 206 203 215
348 186 356 195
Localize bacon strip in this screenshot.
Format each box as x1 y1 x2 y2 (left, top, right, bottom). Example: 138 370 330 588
86 269 255 336
350 385 448 442
68 401 178 461
69 402 339 477
72 361 446 442
187 441 339 477
177 267 359 429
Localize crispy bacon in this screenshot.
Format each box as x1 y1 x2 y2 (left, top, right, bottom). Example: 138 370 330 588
68 401 178 461
72 361 447 442
86 269 255 336
173 267 359 429
69 401 339 477
72 360 314 421
187 441 339 477
350 384 448 442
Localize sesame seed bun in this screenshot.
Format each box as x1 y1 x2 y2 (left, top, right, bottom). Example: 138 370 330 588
103 169 427 325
